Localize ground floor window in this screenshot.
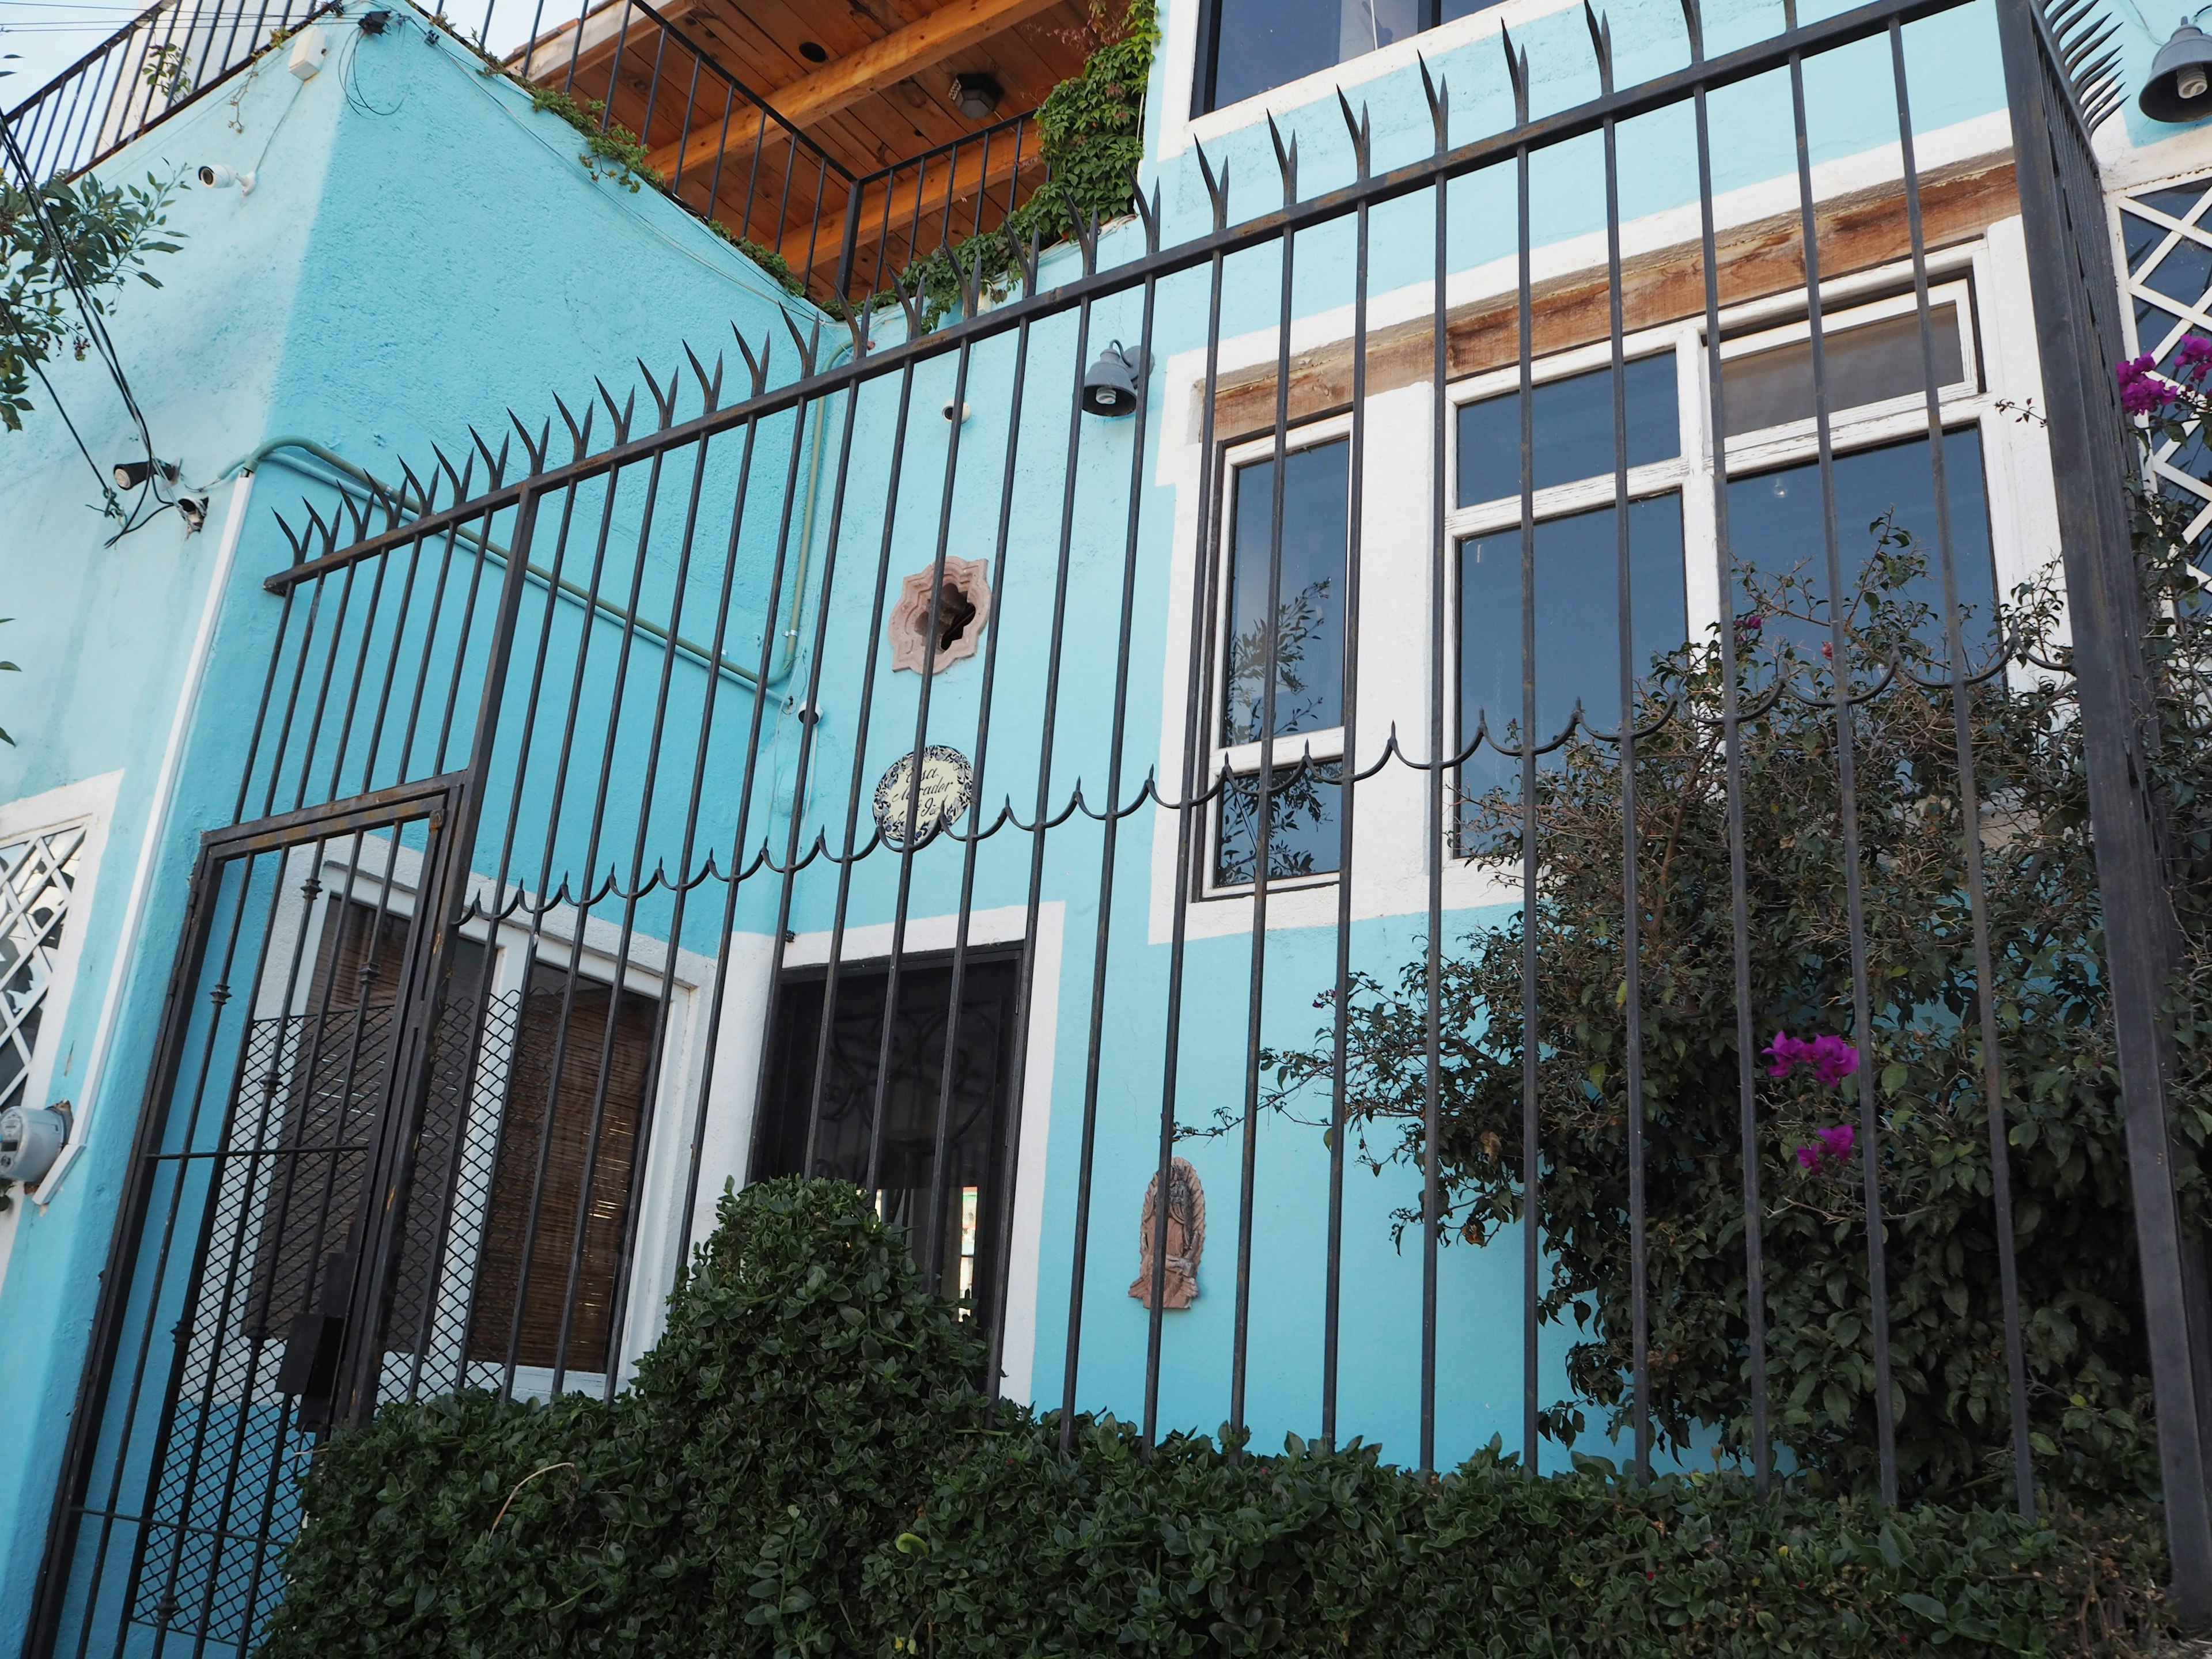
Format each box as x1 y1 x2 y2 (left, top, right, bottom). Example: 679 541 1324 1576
753 954 1023 1333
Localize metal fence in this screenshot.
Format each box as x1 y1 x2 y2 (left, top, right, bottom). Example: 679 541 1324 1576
1 0 1053 309
29 0 2212 1649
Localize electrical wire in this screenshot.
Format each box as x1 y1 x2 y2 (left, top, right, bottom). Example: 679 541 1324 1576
1 100 179 540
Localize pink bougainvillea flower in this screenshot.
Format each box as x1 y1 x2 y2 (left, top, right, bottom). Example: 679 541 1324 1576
2118 353 2181 415
2178 335 2212 381
1764 1032 1812 1078
1794 1144 1819 1170
1807 1033 1859 1086
1815 1122 1855 1162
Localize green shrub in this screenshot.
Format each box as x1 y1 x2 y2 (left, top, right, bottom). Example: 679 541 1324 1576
260 1175 2173 1658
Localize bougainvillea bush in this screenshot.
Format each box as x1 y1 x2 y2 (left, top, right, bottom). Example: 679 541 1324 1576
1244 387 2212 1508
259 1177 2174 1658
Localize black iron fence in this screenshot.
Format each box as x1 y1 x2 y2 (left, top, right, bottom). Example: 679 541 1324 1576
0 0 1053 309
31 0 2212 1650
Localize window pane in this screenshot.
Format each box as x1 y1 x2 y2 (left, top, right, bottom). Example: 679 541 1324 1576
1457 354 1679 506
1457 495 1689 812
755 959 1020 1325
1727 429 1998 664
1222 438 1349 746
1203 0 1421 112
1721 306 1965 437
1215 762 1342 887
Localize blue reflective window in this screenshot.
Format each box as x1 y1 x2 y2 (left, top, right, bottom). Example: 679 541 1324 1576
1221 439 1349 747
1214 764 1342 886
1198 0 1505 114
1457 494 1689 810
1726 429 1998 664
1457 355 1680 507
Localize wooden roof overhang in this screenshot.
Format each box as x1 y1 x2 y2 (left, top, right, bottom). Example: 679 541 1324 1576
514 0 1115 302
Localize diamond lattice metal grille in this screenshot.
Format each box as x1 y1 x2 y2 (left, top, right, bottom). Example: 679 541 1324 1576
0 822 83 1118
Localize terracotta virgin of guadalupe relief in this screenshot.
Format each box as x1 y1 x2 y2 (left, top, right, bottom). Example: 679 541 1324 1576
1128 1157 1205 1310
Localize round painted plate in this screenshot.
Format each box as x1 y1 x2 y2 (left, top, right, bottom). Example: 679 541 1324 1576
872 745 975 850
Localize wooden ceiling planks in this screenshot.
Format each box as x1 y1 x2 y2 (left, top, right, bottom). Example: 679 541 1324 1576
525 0 1108 299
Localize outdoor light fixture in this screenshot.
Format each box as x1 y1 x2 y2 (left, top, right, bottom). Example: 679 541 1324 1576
2142 18 2212 120
1081 340 1143 416
177 494 210 534
950 73 1002 119
112 457 179 491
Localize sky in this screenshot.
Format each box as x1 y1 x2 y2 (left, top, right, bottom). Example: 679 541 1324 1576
1 0 153 103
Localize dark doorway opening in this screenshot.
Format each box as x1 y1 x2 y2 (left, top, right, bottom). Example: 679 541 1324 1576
753 953 1023 1340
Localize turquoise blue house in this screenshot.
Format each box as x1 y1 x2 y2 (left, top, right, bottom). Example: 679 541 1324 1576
3 0 2209 1645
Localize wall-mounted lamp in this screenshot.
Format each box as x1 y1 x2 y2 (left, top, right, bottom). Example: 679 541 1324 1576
950 73 1002 120
1082 341 1144 417
112 457 179 491
2142 18 2212 120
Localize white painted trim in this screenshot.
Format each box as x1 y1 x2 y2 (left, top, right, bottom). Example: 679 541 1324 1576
0 771 122 1291
772 902 1064 1405
35 470 254 1205
1155 0 1587 164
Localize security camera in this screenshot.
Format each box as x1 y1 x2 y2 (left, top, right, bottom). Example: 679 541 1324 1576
112 457 179 491
196 163 256 194
942 400 970 423
177 494 210 533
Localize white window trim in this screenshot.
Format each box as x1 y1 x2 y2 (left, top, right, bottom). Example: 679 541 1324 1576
0 770 122 1295
236 831 713 1396
1157 0 1586 163
766 901 1064 1407
1147 222 2062 941
1202 415 1357 902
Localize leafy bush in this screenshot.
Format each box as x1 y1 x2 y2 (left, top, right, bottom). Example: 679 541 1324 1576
1241 463 2212 1506
261 1176 2175 1657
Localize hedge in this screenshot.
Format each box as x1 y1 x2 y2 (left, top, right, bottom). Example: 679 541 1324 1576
256 1177 2175 1657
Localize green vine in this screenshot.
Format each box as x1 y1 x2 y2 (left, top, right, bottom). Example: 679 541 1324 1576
892 0 1159 325
525 86 664 194
491 1 1155 316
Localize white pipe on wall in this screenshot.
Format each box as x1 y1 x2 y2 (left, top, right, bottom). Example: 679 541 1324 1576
35 469 256 1206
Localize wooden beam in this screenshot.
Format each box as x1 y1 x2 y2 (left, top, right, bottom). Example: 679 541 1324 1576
1206 159 2021 440
644 0 1061 177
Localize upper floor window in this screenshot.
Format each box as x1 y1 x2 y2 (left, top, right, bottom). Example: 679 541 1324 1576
1210 426 1351 891
1196 0 1500 116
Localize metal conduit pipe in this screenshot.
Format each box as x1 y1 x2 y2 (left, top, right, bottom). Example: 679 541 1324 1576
205 354 851 692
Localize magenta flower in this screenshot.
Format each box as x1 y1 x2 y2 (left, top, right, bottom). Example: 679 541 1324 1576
2179 335 2212 381
2118 353 2181 415
1794 1122 1856 1170
1766 1030 1859 1086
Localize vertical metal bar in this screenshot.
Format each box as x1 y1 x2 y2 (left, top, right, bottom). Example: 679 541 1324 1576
1143 216 1226 1446
1421 110 1447 1483
1593 15 1651 1480
1322 115 1369 1450
1065 249 1160 1452
1232 150 1299 1451
1997 0 2212 1611
1683 0 1768 1491
1785 0 1897 1503
1887 16 2033 1518
1513 99 1542 1478
669 49 702 195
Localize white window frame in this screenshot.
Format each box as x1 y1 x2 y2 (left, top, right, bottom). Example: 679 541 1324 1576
1202 413 1357 900
229 832 709 1400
